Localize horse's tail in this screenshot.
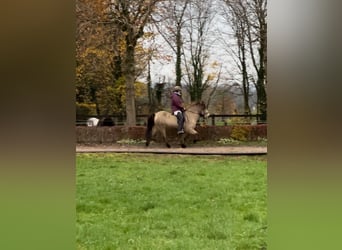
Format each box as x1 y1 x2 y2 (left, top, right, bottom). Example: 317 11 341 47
145 113 155 147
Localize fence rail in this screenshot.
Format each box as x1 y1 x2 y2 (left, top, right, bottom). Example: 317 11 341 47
76 114 265 126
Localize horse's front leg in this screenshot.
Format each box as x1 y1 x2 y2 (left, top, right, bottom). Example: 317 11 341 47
179 133 186 148
192 133 199 144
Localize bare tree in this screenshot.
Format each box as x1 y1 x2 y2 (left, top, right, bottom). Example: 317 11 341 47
153 0 190 87
222 0 251 114
247 0 267 121
222 0 267 120
182 0 219 103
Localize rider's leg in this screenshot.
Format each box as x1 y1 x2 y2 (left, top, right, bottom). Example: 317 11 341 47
176 112 185 134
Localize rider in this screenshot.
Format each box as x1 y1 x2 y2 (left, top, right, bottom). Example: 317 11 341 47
171 85 185 134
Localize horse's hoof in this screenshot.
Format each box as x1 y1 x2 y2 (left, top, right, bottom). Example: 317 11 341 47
181 144 187 148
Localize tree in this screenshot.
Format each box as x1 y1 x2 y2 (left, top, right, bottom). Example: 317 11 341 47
106 0 162 126
222 0 267 120
77 0 163 119
209 83 237 114
222 0 251 114
153 0 190 87
247 0 267 121
182 0 219 103
136 28 169 112
76 0 120 114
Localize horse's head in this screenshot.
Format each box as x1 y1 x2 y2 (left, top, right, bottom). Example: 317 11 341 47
186 101 210 119
203 108 210 119
197 101 210 119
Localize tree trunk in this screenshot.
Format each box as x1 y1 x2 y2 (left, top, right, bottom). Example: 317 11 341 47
259 16 267 122
242 46 250 115
257 61 267 122
147 59 154 113
124 35 136 126
175 28 182 86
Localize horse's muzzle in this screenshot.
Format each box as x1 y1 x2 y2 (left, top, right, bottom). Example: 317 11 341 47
202 110 210 119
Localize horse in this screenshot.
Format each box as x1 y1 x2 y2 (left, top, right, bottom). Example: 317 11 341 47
145 101 210 148
86 117 115 126
87 117 99 127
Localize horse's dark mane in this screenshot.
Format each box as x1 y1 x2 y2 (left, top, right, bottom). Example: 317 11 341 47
187 101 206 109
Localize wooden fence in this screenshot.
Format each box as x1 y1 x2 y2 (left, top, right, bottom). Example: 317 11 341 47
76 114 265 126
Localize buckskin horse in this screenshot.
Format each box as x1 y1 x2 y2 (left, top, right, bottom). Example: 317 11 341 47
145 102 210 148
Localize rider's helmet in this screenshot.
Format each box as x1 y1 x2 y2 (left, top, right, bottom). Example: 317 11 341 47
173 85 182 92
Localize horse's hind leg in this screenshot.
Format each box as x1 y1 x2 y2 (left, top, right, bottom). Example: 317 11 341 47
145 127 155 147
161 129 171 148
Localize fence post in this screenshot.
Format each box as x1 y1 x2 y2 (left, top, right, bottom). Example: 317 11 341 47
211 115 215 126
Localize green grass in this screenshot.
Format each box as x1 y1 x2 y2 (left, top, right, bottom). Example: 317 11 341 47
76 154 267 250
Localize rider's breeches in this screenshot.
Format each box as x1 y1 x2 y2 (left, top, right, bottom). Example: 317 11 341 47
176 112 184 131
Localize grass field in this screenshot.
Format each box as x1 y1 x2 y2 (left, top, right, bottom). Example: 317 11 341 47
76 153 267 250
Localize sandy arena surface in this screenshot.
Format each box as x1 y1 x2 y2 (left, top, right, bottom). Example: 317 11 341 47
76 143 267 155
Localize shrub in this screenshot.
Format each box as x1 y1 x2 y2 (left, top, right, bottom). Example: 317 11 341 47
230 125 252 141
76 102 97 116
227 116 251 125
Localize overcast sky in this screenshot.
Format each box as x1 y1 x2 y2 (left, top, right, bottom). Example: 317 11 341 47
145 3 239 87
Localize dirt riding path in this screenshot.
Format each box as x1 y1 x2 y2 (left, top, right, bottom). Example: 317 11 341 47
76 144 267 155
